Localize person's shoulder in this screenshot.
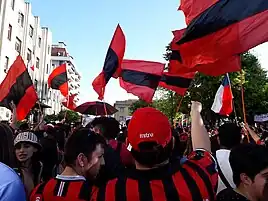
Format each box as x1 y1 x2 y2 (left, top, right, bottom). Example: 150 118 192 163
0 163 26 201
187 149 216 168
217 188 248 201
0 162 21 183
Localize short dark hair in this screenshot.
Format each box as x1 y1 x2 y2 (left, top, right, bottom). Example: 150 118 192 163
230 144 268 186
0 123 16 167
64 128 105 166
91 117 120 140
131 140 173 167
218 123 241 149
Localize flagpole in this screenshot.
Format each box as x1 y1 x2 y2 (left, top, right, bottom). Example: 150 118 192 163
64 95 69 121
103 100 108 116
240 71 247 123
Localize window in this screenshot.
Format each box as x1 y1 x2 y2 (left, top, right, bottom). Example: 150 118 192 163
11 0 15 10
7 24 12 40
15 37 21 54
119 116 124 122
27 49 32 63
38 37 41 47
29 25 33 38
119 107 124 112
4 56 9 73
47 45 50 54
49 91 51 99
44 84 48 96
46 64 49 74
18 12 24 27
36 57 40 69
34 79 38 89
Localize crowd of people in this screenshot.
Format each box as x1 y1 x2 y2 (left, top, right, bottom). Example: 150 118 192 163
0 101 267 201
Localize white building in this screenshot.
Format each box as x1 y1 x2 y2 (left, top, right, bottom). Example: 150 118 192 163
0 0 62 119
51 42 81 104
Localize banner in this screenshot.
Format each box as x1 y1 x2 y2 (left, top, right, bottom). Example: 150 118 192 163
254 114 268 122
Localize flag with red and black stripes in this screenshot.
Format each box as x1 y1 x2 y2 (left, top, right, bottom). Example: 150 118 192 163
178 0 218 25
159 72 193 96
176 0 268 68
171 29 240 76
0 56 38 121
119 60 165 103
92 24 126 100
48 63 69 97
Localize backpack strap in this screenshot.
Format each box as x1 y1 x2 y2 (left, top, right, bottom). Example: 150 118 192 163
214 154 232 189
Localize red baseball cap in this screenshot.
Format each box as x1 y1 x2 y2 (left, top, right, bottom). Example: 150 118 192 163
127 107 172 151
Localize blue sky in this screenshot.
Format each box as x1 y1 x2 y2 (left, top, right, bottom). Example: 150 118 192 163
30 0 268 104
29 0 186 104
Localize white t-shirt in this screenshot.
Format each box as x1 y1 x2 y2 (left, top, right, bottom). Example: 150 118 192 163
216 149 236 194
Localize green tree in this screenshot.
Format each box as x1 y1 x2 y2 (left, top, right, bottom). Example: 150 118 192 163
58 110 81 124
129 100 153 115
44 114 58 123
158 44 268 123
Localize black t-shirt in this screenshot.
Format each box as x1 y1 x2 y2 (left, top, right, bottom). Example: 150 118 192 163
217 188 250 201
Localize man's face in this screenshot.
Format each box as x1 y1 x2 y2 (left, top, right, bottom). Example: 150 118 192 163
252 168 268 200
85 144 105 180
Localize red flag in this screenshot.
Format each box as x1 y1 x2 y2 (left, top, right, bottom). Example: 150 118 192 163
0 56 38 120
62 94 77 111
92 24 126 100
176 0 268 68
30 65 34 71
48 63 68 97
179 0 218 25
119 60 165 103
171 29 241 76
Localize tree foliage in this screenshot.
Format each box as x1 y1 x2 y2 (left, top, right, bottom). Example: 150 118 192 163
45 110 80 124
129 100 153 115
130 45 268 124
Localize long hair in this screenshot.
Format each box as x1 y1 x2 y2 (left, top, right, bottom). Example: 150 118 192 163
0 123 16 167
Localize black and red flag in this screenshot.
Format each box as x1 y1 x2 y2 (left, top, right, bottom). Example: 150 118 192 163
0 56 38 121
176 0 268 68
48 63 68 97
170 28 240 76
119 60 165 103
159 72 194 96
92 24 126 100
62 94 77 111
178 0 218 25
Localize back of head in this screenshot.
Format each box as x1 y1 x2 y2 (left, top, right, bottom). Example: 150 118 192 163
218 123 241 149
91 117 120 140
230 144 268 186
0 123 16 167
64 128 106 167
127 107 173 168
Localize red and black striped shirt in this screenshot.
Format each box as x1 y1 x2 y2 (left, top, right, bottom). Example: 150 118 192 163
30 175 97 201
92 150 218 201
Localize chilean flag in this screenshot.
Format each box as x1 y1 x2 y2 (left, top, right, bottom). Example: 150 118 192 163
211 74 233 115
